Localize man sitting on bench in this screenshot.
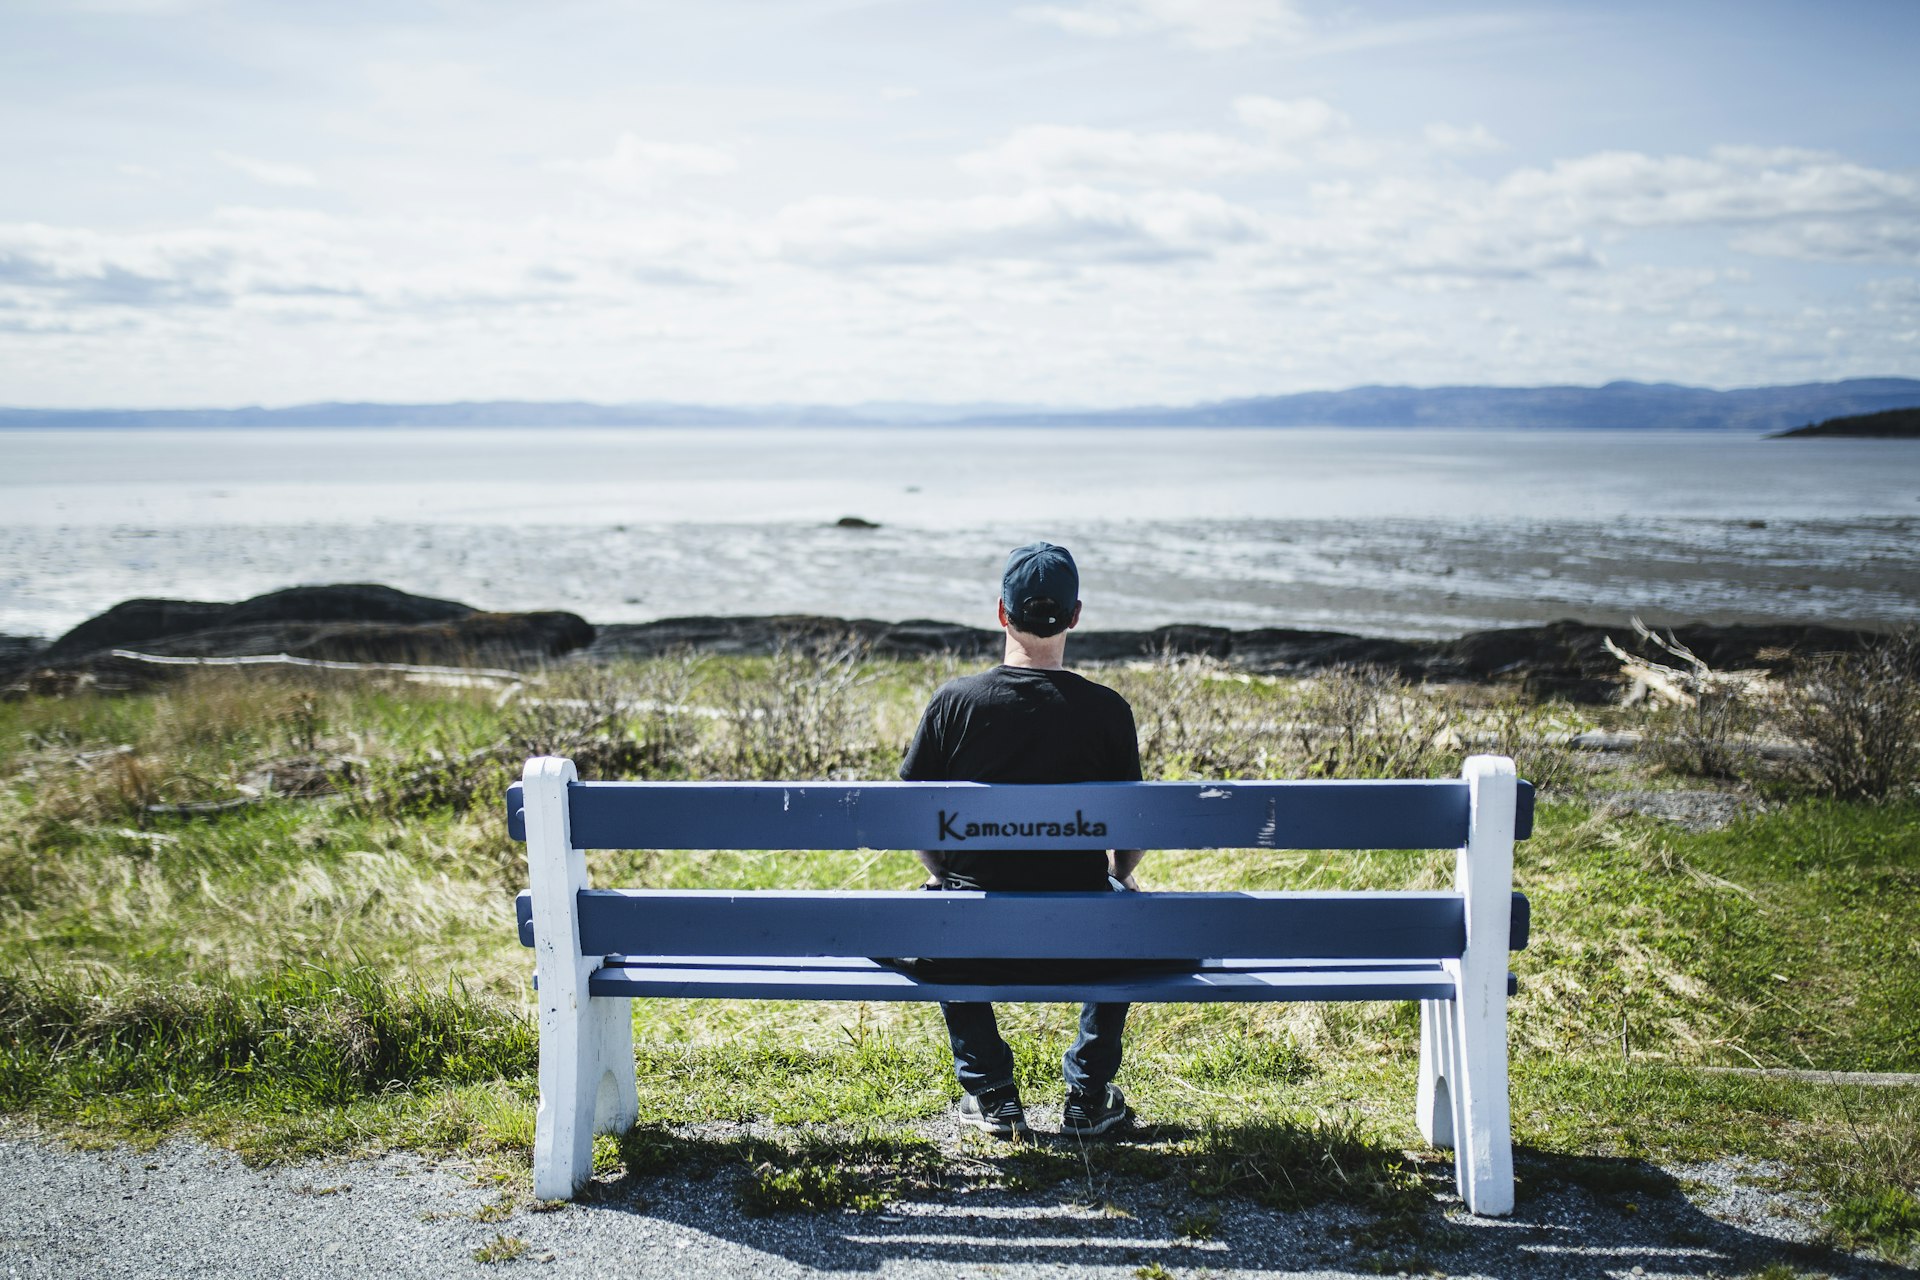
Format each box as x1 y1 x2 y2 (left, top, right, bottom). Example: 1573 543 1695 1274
900 541 1146 1140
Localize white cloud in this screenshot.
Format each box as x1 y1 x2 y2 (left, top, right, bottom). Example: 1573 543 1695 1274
551 133 738 192
958 124 1278 185
1017 0 1306 50
1233 95 1347 144
1423 122 1505 156
1495 146 1920 231
1731 220 1920 265
216 151 319 189
772 186 1265 268
1865 276 1920 308
959 98 1375 187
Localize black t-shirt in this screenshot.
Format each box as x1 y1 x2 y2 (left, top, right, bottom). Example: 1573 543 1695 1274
899 665 1141 891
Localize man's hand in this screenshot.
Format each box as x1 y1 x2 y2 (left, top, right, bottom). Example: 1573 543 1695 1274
915 849 946 890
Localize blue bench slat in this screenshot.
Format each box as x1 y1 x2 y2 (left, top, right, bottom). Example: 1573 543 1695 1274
504 778 1535 849
585 960 1483 1003
591 955 1464 974
514 889 1530 954
585 888 1462 960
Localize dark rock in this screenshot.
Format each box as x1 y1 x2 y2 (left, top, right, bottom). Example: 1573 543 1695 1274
14 585 591 694
584 615 988 661
90 611 594 668
1436 620 1621 680
43 599 235 663
869 620 998 659
1233 629 1427 674
44 583 472 663
1071 625 1235 662
834 516 881 529
221 584 471 628
0 635 48 673
292 611 594 665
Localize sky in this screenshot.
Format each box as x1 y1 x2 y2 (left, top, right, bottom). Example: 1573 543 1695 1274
2 0 1917 409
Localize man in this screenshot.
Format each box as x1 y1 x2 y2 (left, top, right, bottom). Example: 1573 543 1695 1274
899 541 1144 1140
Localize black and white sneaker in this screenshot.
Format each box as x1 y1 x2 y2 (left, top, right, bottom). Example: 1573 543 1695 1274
958 1085 1031 1138
1062 1083 1131 1137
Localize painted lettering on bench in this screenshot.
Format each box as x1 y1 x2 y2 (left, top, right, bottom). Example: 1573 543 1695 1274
935 809 1109 842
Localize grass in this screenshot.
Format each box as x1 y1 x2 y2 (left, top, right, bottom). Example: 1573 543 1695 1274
471 1233 528 1263
0 653 1915 1263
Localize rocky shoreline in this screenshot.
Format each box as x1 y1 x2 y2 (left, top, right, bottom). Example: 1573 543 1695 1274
1 583 1892 703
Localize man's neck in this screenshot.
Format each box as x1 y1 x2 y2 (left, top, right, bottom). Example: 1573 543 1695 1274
1002 632 1068 670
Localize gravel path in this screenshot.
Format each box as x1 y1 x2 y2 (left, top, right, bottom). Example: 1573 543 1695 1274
2 1122 1909 1280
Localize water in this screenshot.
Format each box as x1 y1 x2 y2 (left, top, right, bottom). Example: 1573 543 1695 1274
3 426 1917 640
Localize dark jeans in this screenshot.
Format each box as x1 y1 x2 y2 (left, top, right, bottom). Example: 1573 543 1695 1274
942 994 1127 1099
927 876 1131 1100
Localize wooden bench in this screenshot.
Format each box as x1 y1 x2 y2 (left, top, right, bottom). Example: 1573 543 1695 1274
508 753 1534 1214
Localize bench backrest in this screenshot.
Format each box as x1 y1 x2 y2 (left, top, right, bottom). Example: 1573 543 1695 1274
508 760 1531 965
505 777 1534 851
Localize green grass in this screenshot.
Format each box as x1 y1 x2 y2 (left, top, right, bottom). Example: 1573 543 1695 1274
471 1233 528 1263
0 657 1915 1263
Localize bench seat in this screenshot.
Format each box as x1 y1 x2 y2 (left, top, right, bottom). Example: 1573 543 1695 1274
582 957 1518 1003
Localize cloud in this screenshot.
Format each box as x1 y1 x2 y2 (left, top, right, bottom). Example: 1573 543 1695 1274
772 186 1265 268
551 133 738 192
1496 146 1920 232
1865 276 1920 308
0 250 233 309
1731 220 1920 265
0 225 242 311
1233 95 1347 144
958 98 1363 188
216 151 319 189
1016 0 1307 50
958 124 1278 185
1423 122 1505 156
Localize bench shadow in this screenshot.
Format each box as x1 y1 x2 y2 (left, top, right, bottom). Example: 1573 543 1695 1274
550 1124 1912 1278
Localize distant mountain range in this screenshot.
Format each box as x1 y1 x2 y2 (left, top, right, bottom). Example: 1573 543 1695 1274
4 377 1918 433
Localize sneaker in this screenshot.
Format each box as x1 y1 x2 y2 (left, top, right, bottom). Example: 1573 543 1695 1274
957 1085 1030 1138
1062 1083 1131 1137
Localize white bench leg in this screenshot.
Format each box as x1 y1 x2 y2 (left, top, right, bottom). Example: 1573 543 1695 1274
524 755 639 1201
1447 755 1517 1216
1448 975 1513 1214
533 988 636 1201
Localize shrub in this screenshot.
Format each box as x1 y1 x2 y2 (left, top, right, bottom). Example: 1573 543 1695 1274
1785 630 1920 801
711 635 881 780
1644 688 1760 782
1292 666 1457 780
1482 695 1582 795
1118 651 1274 779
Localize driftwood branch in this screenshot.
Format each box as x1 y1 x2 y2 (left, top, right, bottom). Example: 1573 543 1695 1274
109 649 529 689
1605 617 1776 707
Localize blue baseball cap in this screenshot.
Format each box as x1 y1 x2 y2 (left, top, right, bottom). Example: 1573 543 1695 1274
1001 542 1079 632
